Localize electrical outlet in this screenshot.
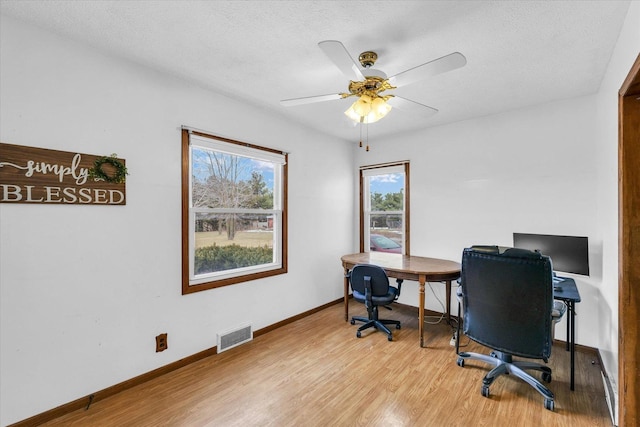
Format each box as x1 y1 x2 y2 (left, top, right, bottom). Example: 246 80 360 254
156 333 168 352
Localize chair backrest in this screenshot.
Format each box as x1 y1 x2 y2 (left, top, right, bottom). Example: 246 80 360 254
460 246 554 359
349 264 390 296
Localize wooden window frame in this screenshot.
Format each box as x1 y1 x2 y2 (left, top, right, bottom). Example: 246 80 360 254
181 129 288 294
359 161 410 255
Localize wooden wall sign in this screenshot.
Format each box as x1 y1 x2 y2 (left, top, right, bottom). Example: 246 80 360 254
0 142 126 205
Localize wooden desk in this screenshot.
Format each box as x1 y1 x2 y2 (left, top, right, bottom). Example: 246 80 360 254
341 252 461 347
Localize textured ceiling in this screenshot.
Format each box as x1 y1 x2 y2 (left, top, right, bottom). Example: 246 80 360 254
0 1 631 142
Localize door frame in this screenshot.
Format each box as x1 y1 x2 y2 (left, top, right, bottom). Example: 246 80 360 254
618 53 640 427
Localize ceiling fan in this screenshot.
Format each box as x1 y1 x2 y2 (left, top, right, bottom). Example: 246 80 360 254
280 40 467 124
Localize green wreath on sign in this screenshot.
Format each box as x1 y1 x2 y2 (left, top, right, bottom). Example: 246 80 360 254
89 154 128 183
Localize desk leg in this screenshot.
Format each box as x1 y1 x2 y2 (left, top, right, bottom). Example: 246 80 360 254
343 267 350 322
445 280 452 324
419 274 426 347
570 301 575 391
566 309 570 351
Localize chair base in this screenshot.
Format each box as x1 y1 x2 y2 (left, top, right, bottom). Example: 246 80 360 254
456 350 555 411
350 315 401 341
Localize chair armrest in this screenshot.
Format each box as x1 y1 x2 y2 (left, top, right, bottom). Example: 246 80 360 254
395 279 403 299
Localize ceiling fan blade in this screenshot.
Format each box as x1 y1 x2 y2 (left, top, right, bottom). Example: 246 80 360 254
280 93 344 107
388 96 438 118
318 40 365 81
388 52 466 87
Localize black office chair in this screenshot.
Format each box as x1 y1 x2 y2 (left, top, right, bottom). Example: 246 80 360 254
455 246 566 411
348 264 402 341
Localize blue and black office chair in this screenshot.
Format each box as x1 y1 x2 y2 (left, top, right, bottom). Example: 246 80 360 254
348 264 402 341
456 246 566 411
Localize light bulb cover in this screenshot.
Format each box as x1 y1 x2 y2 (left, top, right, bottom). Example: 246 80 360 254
345 95 392 124
344 104 363 122
371 96 392 116
353 95 372 116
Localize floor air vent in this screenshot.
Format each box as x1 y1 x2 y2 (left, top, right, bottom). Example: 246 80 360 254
217 324 253 353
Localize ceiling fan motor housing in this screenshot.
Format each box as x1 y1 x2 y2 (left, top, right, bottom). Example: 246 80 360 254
348 74 394 98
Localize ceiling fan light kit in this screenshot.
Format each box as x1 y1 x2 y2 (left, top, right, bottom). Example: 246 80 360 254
281 40 466 149
344 94 392 124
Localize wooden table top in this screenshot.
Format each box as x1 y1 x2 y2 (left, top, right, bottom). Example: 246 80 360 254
341 252 461 281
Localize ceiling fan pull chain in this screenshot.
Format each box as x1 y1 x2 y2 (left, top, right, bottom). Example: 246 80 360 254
366 124 370 152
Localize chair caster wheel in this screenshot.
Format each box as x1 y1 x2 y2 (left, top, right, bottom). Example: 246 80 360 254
457 358 464 367
388 335 393 342
542 372 552 383
481 385 490 398
395 324 401 330
356 331 361 338
350 319 355 325
544 399 554 411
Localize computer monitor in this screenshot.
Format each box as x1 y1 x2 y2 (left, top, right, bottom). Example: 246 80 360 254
513 233 589 276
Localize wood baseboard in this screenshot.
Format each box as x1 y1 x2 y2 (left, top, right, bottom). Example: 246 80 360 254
9 298 343 427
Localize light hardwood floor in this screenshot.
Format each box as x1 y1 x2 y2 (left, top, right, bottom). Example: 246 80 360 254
41 302 611 426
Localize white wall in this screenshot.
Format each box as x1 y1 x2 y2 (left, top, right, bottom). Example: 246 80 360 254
594 0 640 398
0 15 354 426
355 96 600 345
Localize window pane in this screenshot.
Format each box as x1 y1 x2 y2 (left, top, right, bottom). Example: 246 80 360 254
368 172 404 211
194 212 275 276
361 165 407 255
367 171 404 253
369 216 403 253
191 147 274 209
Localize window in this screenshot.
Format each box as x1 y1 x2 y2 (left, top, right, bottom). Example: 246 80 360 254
360 162 409 255
182 129 287 294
